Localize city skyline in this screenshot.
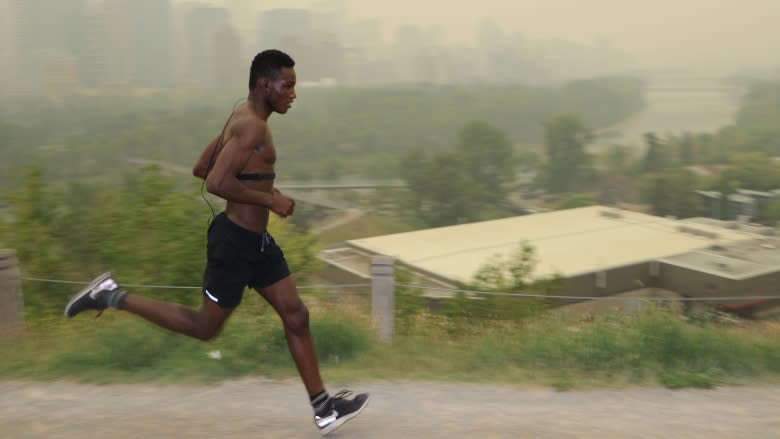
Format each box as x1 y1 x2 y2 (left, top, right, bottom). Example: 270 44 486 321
2 0 778 97
234 0 780 74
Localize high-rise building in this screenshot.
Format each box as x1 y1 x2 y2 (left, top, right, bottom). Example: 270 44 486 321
80 2 107 89
184 5 230 86
0 0 17 95
100 0 135 90
342 17 384 85
42 56 81 98
257 8 312 55
7 0 88 94
211 23 244 89
102 0 173 90
257 8 346 83
224 0 259 64
311 0 347 35
224 0 256 35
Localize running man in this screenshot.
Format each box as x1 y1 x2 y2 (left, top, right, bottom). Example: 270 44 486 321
64 49 369 435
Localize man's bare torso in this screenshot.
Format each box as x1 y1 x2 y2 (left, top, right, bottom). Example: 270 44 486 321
221 104 277 233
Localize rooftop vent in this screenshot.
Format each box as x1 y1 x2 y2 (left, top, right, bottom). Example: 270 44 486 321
600 210 622 219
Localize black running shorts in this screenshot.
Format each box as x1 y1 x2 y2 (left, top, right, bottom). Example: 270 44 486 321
202 212 291 308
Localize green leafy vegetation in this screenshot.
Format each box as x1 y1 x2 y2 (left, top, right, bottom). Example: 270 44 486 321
0 165 321 318
2 304 778 389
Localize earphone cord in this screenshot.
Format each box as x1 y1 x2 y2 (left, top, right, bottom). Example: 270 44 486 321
200 97 247 224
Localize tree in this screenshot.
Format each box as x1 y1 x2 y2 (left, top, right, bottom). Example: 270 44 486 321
453 242 561 323
417 152 479 227
554 193 596 210
2 167 74 316
639 169 701 218
726 152 780 190
641 132 671 173
472 242 537 292
677 132 696 165
399 148 432 218
399 121 516 227
760 199 780 226
454 121 515 205
601 144 636 176
542 114 594 193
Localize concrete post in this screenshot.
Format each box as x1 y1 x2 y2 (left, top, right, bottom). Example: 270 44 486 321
0 249 23 335
371 256 394 343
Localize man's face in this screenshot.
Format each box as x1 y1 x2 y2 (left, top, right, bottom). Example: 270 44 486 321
267 67 297 114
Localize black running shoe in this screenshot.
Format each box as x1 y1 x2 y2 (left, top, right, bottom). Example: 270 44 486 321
64 272 121 318
314 390 370 435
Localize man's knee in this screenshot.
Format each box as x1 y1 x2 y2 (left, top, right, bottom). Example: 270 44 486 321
192 320 223 341
197 327 220 341
282 302 310 333
193 297 233 341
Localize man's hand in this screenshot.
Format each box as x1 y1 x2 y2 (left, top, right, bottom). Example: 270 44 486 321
270 188 295 218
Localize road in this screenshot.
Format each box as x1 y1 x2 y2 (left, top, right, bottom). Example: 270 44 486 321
1 380 779 438
312 208 366 234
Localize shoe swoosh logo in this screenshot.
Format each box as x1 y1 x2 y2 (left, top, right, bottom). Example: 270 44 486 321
90 280 117 298
316 410 338 428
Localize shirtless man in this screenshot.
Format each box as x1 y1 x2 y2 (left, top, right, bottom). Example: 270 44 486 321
64 49 369 435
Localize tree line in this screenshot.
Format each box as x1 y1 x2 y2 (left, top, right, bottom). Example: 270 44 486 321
0 78 644 188
394 79 780 227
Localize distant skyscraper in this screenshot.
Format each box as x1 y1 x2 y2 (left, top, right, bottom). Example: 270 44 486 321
7 0 88 94
102 0 173 89
42 57 81 98
0 0 17 95
211 23 243 89
81 2 107 89
311 0 347 34
257 8 312 53
130 0 173 88
224 0 256 35
257 8 346 83
184 6 230 86
13 0 85 53
224 0 259 64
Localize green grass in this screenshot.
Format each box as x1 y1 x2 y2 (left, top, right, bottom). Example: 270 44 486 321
2 301 780 390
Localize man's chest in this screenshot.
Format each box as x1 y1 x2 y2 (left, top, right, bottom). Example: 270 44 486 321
249 134 277 166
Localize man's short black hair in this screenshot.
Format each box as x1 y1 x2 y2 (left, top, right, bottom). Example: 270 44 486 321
249 49 295 90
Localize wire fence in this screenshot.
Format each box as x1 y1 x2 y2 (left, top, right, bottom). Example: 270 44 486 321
19 275 780 303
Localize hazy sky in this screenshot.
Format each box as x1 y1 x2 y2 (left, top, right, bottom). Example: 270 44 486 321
247 0 779 74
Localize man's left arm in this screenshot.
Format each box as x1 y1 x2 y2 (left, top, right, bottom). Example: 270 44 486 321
272 188 295 217
192 136 221 179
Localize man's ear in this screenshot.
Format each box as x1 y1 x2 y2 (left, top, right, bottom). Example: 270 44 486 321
260 77 272 93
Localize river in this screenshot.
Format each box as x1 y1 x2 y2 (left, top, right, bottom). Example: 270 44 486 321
594 78 744 151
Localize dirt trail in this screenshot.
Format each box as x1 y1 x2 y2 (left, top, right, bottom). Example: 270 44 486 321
1 380 779 438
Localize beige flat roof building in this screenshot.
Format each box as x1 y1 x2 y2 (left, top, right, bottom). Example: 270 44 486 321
330 206 756 285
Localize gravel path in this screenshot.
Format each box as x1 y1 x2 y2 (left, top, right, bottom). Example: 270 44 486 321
1 380 779 438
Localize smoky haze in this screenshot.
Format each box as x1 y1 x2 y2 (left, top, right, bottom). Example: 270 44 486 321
0 0 778 97
338 0 780 74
